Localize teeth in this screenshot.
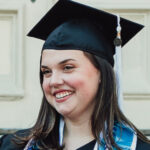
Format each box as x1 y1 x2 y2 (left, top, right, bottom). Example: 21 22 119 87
55 91 72 99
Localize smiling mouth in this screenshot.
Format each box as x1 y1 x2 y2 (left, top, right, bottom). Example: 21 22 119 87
55 91 73 99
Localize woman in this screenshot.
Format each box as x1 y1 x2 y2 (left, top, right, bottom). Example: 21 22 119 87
0 0 150 149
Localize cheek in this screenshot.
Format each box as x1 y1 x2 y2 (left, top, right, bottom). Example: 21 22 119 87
68 69 99 88
68 71 100 97
42 79 50 93
66 75 88 93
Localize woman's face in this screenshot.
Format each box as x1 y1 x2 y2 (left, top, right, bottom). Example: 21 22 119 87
41 50 100 118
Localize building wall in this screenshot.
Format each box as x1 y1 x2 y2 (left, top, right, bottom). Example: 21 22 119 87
0 0 150 131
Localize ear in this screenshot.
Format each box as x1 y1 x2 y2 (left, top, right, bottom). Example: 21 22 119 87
99 79 101 83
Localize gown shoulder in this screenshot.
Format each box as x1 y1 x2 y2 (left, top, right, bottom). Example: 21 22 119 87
0 129 31 150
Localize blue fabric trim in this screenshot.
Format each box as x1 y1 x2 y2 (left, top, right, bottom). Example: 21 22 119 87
26 140 39 150
98 122 135 150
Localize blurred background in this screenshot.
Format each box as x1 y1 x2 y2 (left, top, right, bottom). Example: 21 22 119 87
0 0 150 137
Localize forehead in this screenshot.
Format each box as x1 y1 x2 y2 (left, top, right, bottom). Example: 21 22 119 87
41 49 86 64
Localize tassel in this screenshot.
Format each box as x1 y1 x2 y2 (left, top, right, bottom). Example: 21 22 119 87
114 14 123 111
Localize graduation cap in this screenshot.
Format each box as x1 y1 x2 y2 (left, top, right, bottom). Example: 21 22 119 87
27 0 144 67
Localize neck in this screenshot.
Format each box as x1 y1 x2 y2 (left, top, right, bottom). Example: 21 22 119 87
63 117 94 150
65 118 93 137
63 115 94 148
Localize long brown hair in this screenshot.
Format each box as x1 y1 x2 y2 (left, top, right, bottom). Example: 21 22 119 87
14 51 150 150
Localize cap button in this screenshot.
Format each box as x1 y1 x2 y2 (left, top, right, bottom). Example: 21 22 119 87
114 37 122 46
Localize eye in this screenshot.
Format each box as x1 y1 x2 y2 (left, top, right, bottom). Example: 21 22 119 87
41 70 52 76
63 65 74 71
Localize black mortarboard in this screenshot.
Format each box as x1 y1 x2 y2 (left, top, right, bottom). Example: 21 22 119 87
27 0 144 66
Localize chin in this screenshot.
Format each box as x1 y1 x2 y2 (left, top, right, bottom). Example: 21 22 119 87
48 98 76 117
57 109 72 117
55 106 72 116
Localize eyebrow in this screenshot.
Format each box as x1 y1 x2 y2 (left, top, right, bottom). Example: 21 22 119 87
41 59 76 69
58 58 76 65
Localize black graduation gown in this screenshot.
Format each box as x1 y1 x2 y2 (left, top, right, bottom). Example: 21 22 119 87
0 131 150 150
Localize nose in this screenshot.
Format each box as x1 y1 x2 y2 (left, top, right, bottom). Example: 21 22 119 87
49 71 64 87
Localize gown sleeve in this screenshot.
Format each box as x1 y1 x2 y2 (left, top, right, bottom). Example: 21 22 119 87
0 134 22 150
136 138 150 150
0 129 31 150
